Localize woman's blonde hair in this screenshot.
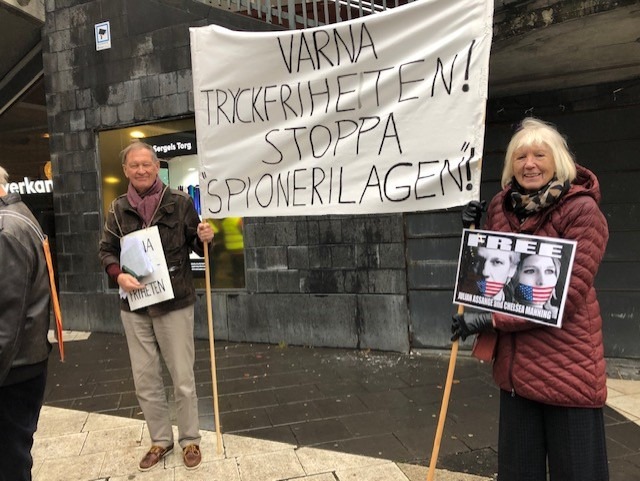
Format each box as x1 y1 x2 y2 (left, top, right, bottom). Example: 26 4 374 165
501 117 577 188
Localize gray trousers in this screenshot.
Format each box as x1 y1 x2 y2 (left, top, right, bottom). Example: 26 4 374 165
121 305 201 449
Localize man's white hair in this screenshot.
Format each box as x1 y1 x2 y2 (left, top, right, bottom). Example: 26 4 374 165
0 165 8 185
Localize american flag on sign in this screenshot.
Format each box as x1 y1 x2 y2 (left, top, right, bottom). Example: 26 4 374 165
476 279 504 297
516 284 554 304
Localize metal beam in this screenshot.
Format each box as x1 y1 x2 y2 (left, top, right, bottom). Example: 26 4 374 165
0 42 43 117
0 0 45 22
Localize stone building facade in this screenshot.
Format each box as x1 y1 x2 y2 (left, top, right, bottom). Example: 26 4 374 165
43 0 411 352
42 0 640 357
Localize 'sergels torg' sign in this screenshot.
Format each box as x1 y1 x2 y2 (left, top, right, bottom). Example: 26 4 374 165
190 0 493 218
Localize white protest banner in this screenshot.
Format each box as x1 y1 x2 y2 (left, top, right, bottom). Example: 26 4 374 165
121 226 175 311
190 0 493 218
453 230 577 327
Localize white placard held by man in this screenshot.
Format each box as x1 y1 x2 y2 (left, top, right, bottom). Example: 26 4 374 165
121 226 174 310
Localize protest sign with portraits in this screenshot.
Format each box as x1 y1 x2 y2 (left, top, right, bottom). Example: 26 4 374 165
453 229 576 327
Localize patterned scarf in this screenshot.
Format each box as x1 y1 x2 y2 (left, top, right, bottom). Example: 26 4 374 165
127 177 164 227
509 176 570 220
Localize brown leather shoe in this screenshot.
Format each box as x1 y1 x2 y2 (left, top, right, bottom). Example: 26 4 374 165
183 444 202 470
139 445 173 471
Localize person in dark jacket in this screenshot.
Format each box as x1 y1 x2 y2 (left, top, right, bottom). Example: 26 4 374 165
452 118 609 480
0 165 51 481
98 142 214 472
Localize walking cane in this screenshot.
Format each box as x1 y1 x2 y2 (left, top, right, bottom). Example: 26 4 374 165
204 240 223 454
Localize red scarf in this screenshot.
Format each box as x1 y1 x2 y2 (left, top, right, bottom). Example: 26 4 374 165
127 177 164 227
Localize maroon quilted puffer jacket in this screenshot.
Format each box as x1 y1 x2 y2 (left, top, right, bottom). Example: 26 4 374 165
486 164 609 408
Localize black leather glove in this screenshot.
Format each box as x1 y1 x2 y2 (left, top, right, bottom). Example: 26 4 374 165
451 312 494 342
461 200 486 229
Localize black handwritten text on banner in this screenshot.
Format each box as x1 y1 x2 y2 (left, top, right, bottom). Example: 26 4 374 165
190 0 493 218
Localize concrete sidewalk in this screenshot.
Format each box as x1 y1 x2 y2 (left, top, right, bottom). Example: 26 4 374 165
33 406 490 481
34 330 640 480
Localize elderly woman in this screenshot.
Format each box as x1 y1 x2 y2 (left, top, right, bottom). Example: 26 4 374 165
452 118 610 481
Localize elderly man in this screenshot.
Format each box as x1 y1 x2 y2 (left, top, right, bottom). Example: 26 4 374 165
99 141 214 472
0 165 51 481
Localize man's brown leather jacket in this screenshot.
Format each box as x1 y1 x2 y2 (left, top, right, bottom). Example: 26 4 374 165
99 185 206 317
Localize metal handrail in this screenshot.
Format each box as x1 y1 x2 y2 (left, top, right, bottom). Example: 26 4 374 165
208 0 413 29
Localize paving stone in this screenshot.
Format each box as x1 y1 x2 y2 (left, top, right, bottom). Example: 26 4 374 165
397 463 492 481
33 452 105 481
291 418 353 446
394 426 468 460
296 445 389 475
220 407 272 433
83 411 144 432
72 392 122 412
227 425 298 447
313 433 415 463
606 418 640 453
31 431 87 461
173 458 241 481
38 331 640 480
217 376 271 395
109 468 175 481
340 410 399 437
81 424 144 455
224 432 296 458
335 461 410 480
316 379 366 397
603 436 636 462
438 447 498 479
606 454 640 481
266 400 324 425
356 389 416 411
45 379 96 402
300 474 336 481
312 394 369 418
219 389 279 412
399 383 453 404
606 392 640 423
99 445 159 478
273 384 327 404
34 406 88 437
237 449 305 481
390 406 440 431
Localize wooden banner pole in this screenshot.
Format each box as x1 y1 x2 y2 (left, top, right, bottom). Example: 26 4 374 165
426 304 464 481
43 236 64 361
204 241 223 454
427 203 482 480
